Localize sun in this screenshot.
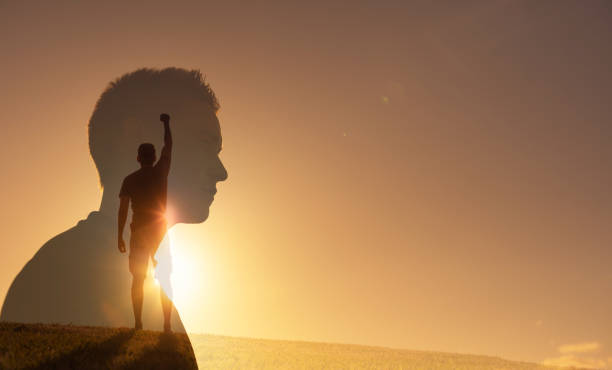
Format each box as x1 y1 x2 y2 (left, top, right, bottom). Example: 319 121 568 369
152 226 216 334
167 230 198 301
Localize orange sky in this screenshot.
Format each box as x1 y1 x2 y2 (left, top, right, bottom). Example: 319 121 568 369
1 1 611 367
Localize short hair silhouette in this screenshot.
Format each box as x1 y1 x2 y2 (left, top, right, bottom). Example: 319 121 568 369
137 143 156 166
89 67 220 189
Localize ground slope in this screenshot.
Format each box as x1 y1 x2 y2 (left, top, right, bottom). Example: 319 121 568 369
189 334 589 370
0 322 196 369
0 322 589 370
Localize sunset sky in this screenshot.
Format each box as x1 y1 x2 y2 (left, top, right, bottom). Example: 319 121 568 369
1 1 611 367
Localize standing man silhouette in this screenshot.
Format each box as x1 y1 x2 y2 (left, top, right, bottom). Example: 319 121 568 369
118 113 173 332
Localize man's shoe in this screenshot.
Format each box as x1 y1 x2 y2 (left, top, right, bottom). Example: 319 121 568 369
163 323 172 333
135 322 143 330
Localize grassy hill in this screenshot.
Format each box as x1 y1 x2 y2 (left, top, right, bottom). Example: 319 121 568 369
189 334 589 370
0 322 589 370
0 322 196 369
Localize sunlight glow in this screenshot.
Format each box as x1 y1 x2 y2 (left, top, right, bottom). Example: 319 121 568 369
162 226 218 334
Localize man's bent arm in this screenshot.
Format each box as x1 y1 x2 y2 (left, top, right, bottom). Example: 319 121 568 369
158 113 172 172
161 113 172 154
163 120 172 150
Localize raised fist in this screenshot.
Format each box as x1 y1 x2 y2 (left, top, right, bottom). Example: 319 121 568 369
160 113 170 123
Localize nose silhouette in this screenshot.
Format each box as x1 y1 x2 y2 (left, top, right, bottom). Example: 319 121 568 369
216 157 228 182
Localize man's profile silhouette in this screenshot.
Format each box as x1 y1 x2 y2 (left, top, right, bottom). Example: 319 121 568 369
118 113 174 332
1 68 227 348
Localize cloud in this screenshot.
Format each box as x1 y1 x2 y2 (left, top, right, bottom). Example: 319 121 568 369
541 341 608 369
559 342 602 354
541 354 607 369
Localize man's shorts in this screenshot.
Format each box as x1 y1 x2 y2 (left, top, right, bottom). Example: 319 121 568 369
129 222 166 279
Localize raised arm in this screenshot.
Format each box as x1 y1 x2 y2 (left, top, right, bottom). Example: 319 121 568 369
117 196 129 253
158 113 172 172
160 113 172 154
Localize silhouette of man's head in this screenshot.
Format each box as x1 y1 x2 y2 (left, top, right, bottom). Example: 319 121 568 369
89 67 227 224
137 143 156 166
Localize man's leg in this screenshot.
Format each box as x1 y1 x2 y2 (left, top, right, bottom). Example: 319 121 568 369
129 230 147 330
150 224 167 267
148 224 173 332
131 275 145 329
160 288 173 333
